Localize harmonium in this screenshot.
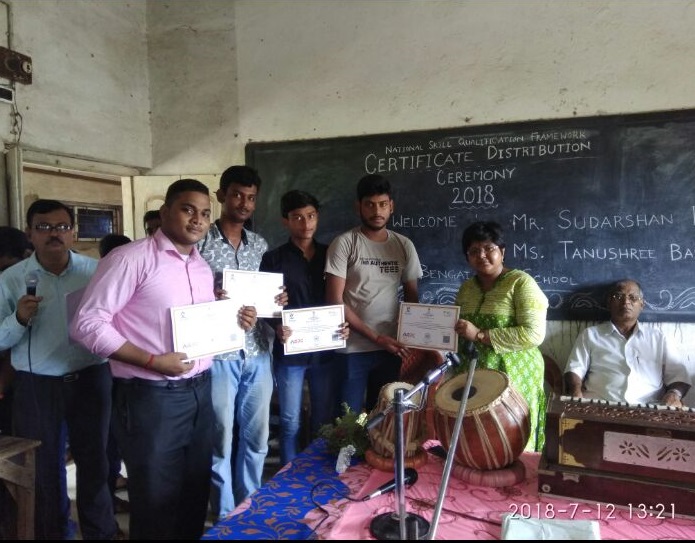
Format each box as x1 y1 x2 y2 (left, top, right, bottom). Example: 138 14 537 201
538 395 695 517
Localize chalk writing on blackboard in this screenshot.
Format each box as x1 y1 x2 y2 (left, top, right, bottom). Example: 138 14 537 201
248 110 695 322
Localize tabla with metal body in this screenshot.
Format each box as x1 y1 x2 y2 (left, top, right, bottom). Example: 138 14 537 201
367 381 426 460
434 369 530 470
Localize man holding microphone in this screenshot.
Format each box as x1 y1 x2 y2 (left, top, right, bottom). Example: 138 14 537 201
0 199 117 540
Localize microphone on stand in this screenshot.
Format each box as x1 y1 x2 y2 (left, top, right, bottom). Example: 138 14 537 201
427 339 480 540
362 468 418 501
445 351 461 368
25 271 39 296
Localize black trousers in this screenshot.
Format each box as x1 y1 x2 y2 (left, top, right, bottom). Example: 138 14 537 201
112 371 213 540
13 364 118 540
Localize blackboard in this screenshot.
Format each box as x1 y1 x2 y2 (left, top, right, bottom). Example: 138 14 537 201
246 109 695 322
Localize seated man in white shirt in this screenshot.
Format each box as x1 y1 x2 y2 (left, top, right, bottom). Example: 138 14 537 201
564 279 690 407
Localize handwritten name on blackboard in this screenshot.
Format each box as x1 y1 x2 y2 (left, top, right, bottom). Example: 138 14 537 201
248 110 695 322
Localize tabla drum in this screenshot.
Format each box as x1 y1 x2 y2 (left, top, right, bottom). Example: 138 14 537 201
434 369 530 471
367 381 426 461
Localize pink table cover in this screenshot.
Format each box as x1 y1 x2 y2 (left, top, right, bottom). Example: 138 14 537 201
311 443 695 540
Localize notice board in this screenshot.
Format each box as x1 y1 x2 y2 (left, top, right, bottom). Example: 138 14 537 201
247 109 695 322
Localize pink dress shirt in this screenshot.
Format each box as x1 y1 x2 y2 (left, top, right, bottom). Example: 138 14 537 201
70 229 215 379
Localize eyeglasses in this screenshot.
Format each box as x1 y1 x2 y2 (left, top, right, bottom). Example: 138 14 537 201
610 293 642 304
33 223 73 233
466 245 499 258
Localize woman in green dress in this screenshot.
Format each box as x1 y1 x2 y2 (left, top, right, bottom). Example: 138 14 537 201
454 221 549 452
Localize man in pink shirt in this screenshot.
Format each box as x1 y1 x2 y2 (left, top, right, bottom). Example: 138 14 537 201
70 179 215 540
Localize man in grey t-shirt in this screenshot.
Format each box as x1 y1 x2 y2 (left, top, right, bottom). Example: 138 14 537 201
325 174 423 414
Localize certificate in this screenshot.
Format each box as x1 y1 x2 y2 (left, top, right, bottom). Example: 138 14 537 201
171 299 244 360
281 305 346 355
396 302 459 351
222 269 284 318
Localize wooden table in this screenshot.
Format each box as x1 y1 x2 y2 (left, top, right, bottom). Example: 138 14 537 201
0 435 41 540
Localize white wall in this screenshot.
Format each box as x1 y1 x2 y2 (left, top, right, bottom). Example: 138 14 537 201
6 1 695 181
6 0 151 168
233 0 695 148
144 0 695 171
146 0 239 174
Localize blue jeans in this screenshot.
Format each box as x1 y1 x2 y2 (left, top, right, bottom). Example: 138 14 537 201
338 350 402 414
209 350 273 519
275 359 339 465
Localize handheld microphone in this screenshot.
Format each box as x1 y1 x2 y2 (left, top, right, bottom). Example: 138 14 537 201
25 271 39 296
25 271 39 328
362 468 418 501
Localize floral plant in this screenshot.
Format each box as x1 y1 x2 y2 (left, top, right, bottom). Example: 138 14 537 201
318 402 371 459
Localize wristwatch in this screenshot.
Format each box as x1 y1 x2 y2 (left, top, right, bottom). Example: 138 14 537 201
476 330 485 342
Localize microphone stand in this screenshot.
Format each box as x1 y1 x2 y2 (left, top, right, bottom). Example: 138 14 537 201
426 343 478 540
367 351 460 540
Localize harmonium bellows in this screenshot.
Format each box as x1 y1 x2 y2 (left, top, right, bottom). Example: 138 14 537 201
538 396 695 517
